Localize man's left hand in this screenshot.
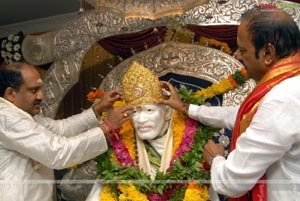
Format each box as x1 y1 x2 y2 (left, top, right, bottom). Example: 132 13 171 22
203 139 225 164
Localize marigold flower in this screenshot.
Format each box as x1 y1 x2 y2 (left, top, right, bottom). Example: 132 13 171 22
86 89 104 102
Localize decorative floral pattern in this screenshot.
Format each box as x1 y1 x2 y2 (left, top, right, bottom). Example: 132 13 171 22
0 31 24 64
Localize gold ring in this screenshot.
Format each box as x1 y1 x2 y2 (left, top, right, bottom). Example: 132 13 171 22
123 113 128 118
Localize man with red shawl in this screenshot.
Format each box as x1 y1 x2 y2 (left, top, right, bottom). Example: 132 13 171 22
160 6 300 201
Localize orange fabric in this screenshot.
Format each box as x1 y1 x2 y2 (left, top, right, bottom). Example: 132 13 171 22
229 52 300 201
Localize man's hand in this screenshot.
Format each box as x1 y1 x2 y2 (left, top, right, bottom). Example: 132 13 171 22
93 90 123 115
106 105 135 129
203 139 225 165
157 81 188 113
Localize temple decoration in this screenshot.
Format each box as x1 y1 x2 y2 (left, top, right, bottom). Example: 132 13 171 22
0 31 24 64
164 19 195 43
198 36 232 55
19 0 299 119
85 0 210 20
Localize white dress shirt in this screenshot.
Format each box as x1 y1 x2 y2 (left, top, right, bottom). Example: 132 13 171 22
0 97 108 201
189 76 300 201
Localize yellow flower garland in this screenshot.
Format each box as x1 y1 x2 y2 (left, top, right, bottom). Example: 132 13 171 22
118 183 149 201
184 185 209 201
171 110 186 155
193 79 234 101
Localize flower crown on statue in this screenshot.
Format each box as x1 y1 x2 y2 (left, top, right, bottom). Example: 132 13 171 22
0 31 25 64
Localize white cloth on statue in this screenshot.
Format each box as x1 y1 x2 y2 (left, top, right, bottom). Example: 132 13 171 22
0 97 108 201
136 123 173 180
189 76 300 201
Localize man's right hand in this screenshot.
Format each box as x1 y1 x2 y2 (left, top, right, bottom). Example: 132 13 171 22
157 81 189 114
93 90 124 115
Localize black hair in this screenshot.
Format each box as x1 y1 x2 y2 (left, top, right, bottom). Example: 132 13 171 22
241 7 300 59
0 63 24 97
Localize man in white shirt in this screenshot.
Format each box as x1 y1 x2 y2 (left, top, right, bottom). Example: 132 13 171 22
159 6 300 201
0 62 134 201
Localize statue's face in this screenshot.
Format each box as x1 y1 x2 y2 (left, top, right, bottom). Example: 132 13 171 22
131 104 168 140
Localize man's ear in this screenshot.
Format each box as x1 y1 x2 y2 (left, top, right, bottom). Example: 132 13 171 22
263 43 276 66
3 87 17 103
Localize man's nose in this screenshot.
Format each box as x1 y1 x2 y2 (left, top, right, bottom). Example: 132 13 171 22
37 90 45 100
235 49 242 62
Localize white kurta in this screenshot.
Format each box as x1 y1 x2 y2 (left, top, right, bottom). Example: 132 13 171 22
0 97 108 201
189 76 300 201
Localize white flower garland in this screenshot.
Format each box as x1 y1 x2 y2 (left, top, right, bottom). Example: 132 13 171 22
1 31 24 64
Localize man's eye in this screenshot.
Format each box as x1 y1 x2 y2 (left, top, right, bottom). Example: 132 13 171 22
147 109 153 112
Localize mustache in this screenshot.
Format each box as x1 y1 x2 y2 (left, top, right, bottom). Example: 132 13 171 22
34 99 42 105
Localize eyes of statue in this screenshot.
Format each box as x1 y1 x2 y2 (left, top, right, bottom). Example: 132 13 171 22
133 106 155 114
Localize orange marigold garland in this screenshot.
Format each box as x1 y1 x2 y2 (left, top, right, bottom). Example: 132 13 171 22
87 89 104 102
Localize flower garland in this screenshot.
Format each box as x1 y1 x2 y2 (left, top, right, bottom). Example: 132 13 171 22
177 67 248 105
86 89 107 119
90 67 249 201
97 110 212 201
198 36 232 55
87 89 104 102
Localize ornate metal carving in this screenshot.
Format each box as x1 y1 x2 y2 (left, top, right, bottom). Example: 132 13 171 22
85 0 210 20
100 42 256 106
41 50 85 117
21 0 300 117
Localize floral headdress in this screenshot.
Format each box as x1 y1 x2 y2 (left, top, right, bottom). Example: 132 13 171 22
0 31 24 64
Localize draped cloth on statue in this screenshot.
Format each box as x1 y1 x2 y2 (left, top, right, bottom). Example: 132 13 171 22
136 119 174 180
229 52 300 201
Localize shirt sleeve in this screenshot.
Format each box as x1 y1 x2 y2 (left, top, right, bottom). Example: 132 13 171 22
1 108 108 169
188 104 239 130
34 108 101 138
